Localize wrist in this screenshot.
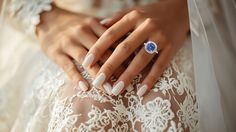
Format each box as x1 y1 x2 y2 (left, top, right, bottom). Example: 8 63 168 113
36 4 61 35
36 3 80 38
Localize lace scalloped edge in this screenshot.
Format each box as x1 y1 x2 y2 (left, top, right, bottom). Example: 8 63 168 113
9 0 53 35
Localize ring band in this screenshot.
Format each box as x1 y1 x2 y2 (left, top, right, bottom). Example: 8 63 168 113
144 41 159 54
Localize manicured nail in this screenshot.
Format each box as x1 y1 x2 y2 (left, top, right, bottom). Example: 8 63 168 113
82 54 94 68
103 82 112 95
78 81 88 91
100 18 111 25
92 73 106 88
112 81 124 96
126 84 134 92
137 84 148 97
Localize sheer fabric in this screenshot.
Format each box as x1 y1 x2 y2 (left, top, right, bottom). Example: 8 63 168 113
0 0 200 131
188 0 236 131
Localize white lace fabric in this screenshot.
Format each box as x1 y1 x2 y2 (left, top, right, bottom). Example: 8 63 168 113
6 41 198 132
0 0 199 131
7 0 53 35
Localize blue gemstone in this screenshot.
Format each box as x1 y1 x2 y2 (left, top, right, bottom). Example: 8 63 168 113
147 42 156 52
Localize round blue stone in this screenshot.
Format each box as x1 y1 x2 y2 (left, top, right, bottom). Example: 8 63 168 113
147 42 156 52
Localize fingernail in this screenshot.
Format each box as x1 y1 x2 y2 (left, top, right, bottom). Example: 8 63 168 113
92 73 106 88
100 18 111 25
137 84 148 97
82 54 94 68
103 82 112 95
78 81 89 91
112 81 124 96
126 84 134 92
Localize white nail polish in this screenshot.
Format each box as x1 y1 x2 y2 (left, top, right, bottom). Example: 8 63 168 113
92 73 106 88
137 85 148 97
82 54 94 68
100 18 111 25
78 81 88 91
112 81 124 96
103 82 112 95
126 84 134 92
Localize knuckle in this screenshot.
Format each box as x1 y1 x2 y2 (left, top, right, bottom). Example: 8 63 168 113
75 52 85 63
70 26 79 35
91 46 102 55
105 29 116 42
63 62 75 73
76 24 88 33
103 62 114 73
86 17 96 25
144 18 156 29
61 38 73 49
146 18 155 26
117 42 131 53
48 48 58 57
129 10 143 19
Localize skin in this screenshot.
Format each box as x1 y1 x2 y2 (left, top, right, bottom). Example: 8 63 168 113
36 3 126 91
84 0 189 96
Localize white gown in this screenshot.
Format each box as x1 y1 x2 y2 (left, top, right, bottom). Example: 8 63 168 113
0 0 200 131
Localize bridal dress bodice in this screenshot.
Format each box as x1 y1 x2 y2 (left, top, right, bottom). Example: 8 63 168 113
0 0 199 132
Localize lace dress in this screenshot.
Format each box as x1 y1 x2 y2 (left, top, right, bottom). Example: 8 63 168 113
0 0 199 131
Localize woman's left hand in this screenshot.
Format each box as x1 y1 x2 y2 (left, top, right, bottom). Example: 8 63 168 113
82 0 189 97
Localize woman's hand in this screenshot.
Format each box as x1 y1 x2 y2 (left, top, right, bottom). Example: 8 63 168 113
82 0 189 96
36 4 120 93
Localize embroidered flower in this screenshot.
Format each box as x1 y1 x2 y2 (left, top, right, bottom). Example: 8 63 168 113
168 121 184 132
141 97 175 131
177 96 199 131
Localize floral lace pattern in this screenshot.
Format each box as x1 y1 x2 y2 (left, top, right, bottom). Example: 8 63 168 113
12 42 197 132
1 0 199 131
8 0 53 35
0 38 199 131
0 42 199 131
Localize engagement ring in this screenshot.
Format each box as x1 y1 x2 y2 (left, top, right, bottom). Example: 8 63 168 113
144 41 159 54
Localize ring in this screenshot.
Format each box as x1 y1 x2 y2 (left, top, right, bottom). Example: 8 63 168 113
144 41 159 54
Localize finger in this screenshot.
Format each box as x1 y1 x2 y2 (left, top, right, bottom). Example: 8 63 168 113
86 18 107 37
55 53 89 91
82 11 142 68
61 38 119 95
70 33 126 81
101 10 130 27
60 38 100 77
64 39 125 81
62 40 88 64
72 25 98 49
111 48 155 96
137 47 172 97
91 18 152 89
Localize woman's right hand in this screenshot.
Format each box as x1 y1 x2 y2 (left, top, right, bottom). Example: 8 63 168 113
36 4 117 92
